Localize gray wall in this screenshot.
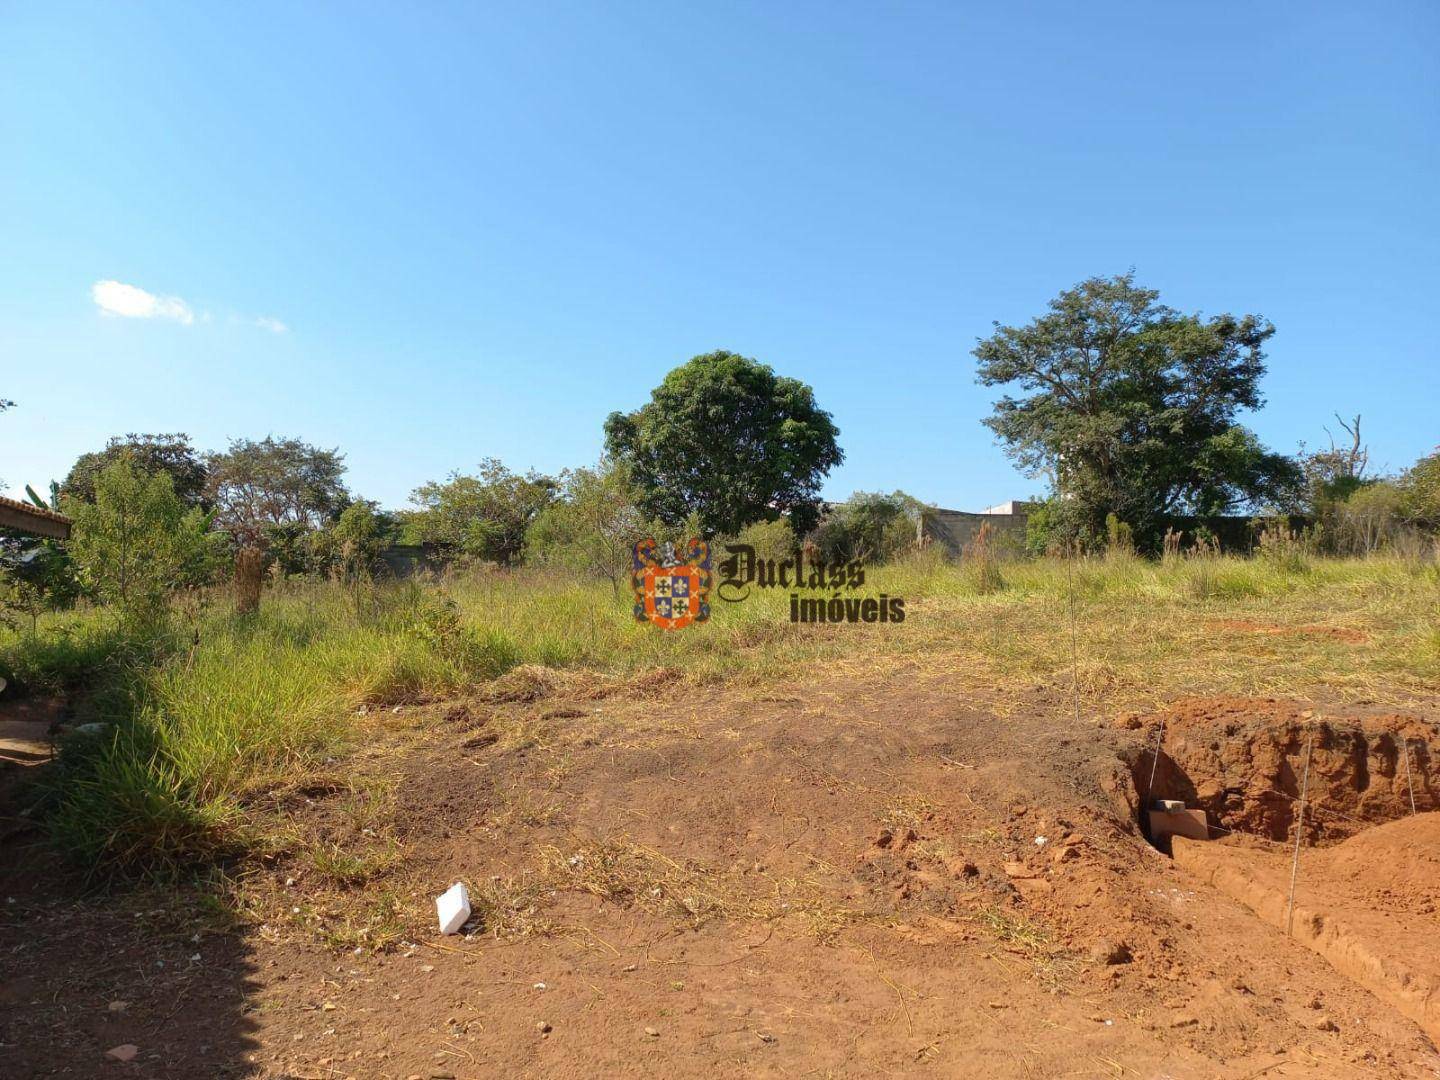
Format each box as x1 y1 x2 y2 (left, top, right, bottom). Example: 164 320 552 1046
919 508 1028 556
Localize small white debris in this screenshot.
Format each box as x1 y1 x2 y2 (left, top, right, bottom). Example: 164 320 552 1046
189 953 201 963
436 881 471 936
1034 836 1048 846
533 982 547 990
105 1045 139 1062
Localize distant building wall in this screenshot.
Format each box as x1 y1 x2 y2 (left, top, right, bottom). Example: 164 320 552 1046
376 543 446 578
919 504 1305 556
919 507 1029 556
1162 514 1309 553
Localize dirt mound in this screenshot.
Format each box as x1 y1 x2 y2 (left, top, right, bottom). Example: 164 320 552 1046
1118 696 1437 842
1311 812 1440 915
1176 814 1440 1042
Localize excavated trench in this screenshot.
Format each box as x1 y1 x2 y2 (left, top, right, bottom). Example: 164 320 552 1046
1117 696 1436 846
1110 697 1440 1042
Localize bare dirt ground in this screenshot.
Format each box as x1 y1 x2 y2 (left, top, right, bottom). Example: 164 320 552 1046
4 666 1440 1078
1176 815 1440 1045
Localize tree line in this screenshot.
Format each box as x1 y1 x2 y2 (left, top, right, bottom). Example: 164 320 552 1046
4 275 1438 623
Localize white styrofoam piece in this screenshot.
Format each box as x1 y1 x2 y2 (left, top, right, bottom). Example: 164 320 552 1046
435 881 471 936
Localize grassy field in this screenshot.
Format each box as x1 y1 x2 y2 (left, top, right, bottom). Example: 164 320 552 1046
3 550 1437 871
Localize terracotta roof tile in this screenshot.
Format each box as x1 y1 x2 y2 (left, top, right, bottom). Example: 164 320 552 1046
0 494 72 525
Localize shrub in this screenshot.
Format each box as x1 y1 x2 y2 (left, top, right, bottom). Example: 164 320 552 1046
65 457 221 617
524 459 657 588
1024 497 1091 556
809 491 921 564
1104 514 1135 557
729 517 797 562
409 458 558 565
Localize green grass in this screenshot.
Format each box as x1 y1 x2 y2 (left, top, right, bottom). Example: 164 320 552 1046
2 551 1437 871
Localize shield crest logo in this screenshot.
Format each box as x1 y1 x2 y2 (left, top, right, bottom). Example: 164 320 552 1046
633 538 711 630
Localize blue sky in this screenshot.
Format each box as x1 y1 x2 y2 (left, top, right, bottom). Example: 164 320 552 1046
2 2 1436 511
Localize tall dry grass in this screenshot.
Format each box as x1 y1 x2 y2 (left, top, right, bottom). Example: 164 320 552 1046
3 551 1436 870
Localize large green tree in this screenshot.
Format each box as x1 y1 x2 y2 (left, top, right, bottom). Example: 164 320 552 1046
62 432 209 508
974 274 1301 546
604 351 843 536
206 436 349 545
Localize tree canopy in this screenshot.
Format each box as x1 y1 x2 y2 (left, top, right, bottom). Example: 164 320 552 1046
604 351 843 536
63 433 209 508
65 457 218 613
524 458 657 587
406 458 557 564
974 274 1300 545
206 436 349 545
1399 447 1440 530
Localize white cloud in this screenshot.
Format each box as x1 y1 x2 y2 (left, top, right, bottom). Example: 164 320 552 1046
254 316 288 334
91 279 195 325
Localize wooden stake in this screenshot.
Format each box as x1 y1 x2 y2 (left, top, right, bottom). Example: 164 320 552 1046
1144 715 1167 807
1286 729 1315 937
1400 735 1417 815
1067 545 1080 727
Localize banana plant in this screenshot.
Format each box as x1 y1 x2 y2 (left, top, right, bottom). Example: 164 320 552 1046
24 481 61 510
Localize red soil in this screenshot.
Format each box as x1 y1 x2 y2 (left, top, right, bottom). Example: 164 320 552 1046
1117 696 1437 842
1177 814 1440 1042
1204 620 1370 644
4 680 1439 1077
